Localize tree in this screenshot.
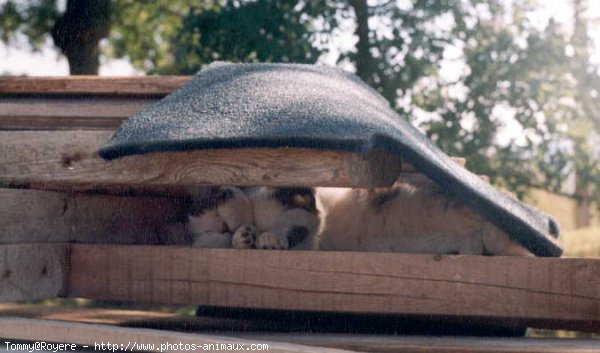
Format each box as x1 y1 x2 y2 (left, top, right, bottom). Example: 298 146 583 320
2 0 599 210
343 0 453 106
108 0 338 74
358 0 600 210
0 0 109 75
51 0 110 74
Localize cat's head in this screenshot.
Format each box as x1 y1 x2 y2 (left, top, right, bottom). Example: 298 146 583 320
188 187 254 233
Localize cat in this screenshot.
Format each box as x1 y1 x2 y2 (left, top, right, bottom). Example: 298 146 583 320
315 182 531 256
187 186 320 250
187 182 532 256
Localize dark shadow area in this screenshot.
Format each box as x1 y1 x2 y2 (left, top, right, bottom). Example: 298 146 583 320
119 306 527 337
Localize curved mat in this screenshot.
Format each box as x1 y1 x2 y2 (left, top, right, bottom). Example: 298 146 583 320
99 63 562 257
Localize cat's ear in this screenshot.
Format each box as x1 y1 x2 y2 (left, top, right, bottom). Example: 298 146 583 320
272 188 318 214
188 186 232 216
215 187 236 205
292 194 313 211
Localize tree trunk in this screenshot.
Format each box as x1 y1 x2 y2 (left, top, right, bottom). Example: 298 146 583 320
51 0 110 75
348 0 375 86
571 0 594 228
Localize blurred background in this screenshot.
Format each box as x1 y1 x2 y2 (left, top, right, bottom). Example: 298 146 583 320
1 0 599 255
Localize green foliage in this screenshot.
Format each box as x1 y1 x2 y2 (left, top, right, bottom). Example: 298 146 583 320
0 0 58 48
341 0 457 107
412 1 600 206
110 0 336 74
108 1 195 73
168 0 329 74
1 0 599 208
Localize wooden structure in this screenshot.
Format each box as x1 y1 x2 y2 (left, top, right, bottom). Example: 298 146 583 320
1 77 599 352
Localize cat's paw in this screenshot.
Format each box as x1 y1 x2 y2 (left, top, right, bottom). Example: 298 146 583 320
232 224 257 249
256 232 289 250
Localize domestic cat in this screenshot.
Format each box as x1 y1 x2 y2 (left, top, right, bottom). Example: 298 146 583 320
187 183 531 256
315 182 531 256
187 186 320 250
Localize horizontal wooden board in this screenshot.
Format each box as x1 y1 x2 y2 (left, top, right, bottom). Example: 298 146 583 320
0 76 191 96
0 97 151 130
68 245 600 332
0 244 67 301
1 304 599 352
2 318 599 353
241 333 600 353
0 130 405 190
0 318 351 353
0 189 187 244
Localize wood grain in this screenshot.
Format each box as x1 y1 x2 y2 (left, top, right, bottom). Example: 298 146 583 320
0 317 354 353
0 189 188 244
0 243 67 301
241 333 600 353
0 97 151 130
68 245 600 332
0 76 191 96
0 130 403 190
1 304 599 352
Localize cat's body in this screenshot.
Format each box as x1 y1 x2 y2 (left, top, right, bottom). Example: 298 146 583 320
316 184 530 256
187 183 531 256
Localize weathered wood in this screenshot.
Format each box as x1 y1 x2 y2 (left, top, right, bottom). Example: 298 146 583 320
0 302 524 335
0 244 67 301
241 334 600 353
0 189 187 244
0 318 350 353
0 97 151 130
0 76 191 96
1 304 598 352
1 317 599 353
68 245 600 332
0 318 355 353
0 130 403 189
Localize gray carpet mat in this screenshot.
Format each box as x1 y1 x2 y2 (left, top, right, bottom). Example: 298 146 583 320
99 63 562 257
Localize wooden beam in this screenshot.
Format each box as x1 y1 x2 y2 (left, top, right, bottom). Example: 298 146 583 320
0 310 600 353
0 97 151 130
0 318 354 353
0 130 403 190
68 245 600 332
0 76 191 96
0 189 187 244
240 333 600 353
0 244 67 301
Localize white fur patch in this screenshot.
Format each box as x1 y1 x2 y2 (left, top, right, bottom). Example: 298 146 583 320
188 186 320 250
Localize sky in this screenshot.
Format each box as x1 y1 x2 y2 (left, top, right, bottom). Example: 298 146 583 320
1 1 599 76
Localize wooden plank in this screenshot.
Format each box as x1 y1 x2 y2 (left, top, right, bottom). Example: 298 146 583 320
0 244 67 301
240 334 600 353
1 306 597 353
0 76 191 96
0 318 355 353
0 97 151 130
0 130 462 188
0 130 402 189
0 303 183 325
0 302 527 335
0 189 187 244
0 97 150 118
68 245 600 332
1 304 598 353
